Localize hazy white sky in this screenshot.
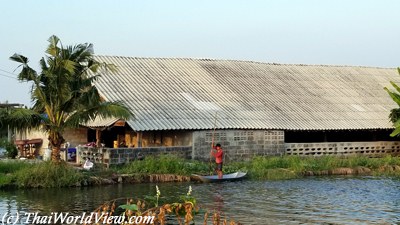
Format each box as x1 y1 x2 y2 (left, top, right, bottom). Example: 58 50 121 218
1 0 399 106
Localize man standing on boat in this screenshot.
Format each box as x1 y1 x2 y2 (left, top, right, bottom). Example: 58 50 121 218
211 143 224 179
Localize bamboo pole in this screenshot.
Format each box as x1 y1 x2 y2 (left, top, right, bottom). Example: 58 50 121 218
210 112 218 175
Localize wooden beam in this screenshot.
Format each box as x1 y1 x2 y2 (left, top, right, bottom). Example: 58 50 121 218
137 132 142 147
96 129 102 147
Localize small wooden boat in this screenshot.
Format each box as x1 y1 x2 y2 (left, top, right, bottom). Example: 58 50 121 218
191 172 247 183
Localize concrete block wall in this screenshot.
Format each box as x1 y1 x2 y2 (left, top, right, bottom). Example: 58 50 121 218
77 146 192 165
285 141 400 156
192 130 285 161
63 127 88 147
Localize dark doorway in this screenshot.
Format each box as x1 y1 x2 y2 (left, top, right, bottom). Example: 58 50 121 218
86 124 134 148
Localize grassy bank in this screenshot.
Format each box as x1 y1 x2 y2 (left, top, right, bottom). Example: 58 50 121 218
0 160 84 188
113 155 400 180
225 155 400 179
2 155 400 188
111 155 210 175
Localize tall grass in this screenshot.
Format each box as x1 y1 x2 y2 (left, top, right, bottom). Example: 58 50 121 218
114 155 209 175
0 161 32 187
0 160 31 173
235 155 400 179
14 161 84 188
0 161 84 188
114 155 400 180
0 174 13 187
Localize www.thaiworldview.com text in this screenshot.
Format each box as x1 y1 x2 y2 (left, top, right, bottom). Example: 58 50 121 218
1 212 155 224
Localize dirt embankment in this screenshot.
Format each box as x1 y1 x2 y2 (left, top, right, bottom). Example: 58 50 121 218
303 165 400 176
80 165 400 186
81 174 192 186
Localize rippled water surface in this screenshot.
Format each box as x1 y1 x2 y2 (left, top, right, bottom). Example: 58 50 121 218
1 176 400 224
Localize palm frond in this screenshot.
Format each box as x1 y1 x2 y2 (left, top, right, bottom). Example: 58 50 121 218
9 53 29 64
390 126 400 137
389 108 400 123
71 43 94 60
65 101 132 128
389 81 400 95
95 101 132 120
386 67 400 137
39 58 49 76
46 35 60 56
9 54 38 81
62 59 77 74
0 108 42 132
384 87 400 106
103 62 117 73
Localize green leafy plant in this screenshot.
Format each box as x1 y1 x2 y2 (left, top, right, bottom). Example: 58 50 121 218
384 67 400 136
144 185 161 207
2 36 132 162
0 139 18 158
180 185 196 205
89 186 240 225
5 142 18 159
14 161 84 188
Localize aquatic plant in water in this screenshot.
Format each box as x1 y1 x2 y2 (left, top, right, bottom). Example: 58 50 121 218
89 186 241 225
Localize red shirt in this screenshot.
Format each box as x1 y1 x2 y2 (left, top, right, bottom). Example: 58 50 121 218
212 148 223 163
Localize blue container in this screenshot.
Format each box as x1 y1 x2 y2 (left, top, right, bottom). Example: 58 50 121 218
67 148 77 162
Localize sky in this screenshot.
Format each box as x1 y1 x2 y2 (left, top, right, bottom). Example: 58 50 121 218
0 0 399 107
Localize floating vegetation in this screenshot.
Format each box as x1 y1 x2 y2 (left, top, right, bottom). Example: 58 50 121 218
88 186 242 225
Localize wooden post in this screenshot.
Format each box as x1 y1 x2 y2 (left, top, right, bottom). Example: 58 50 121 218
136 132 142 147
96 129 101 147
210 112 218 175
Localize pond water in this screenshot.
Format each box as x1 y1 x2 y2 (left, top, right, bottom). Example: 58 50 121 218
1 176 400 224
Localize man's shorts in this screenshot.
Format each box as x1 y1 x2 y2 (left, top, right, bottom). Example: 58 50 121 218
215 162 223 171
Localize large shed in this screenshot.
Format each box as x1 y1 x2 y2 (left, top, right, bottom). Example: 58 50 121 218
89 56 400 160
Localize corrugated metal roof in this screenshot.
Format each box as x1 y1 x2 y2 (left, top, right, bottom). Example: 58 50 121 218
92 56 399 131
82 116 120 128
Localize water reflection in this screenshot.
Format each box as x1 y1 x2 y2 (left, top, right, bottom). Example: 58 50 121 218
1 177 400 224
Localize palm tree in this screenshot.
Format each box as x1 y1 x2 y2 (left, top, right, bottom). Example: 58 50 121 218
384 68 400 137
6 35 131 161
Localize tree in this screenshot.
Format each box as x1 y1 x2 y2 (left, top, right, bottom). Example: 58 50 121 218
384 68 400 137
5 35 131 161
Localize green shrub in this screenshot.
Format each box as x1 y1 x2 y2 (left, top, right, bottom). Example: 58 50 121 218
0 160 30 173
0 139 18 159
219 155 400 180
0 173 14 187
14 161 84 188
113 154 400 180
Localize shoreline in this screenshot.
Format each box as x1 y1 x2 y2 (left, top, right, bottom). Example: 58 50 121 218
0 167 397 189
67 165 400 187
2 155 400 189
81 173 192 186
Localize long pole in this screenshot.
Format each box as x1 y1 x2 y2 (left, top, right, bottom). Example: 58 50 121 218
7 125 12 142
210 112 218 175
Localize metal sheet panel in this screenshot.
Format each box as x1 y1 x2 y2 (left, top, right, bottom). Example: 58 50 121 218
82 117 120 128
93 56 399 131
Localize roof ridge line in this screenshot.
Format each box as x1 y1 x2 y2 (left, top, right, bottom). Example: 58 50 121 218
94 55 396 69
